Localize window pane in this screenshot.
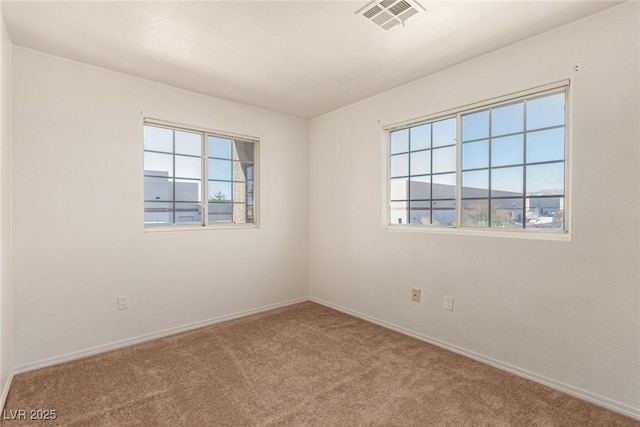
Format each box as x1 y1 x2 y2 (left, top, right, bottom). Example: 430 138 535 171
144 152 173 177
526 128 564 163
526 197 564 230
209 202 232 223
175 155 201 179
462 110 489 142
144 176 172 201
491 103 523 136
491 198 523 228
526 163 564 195
409 201 430 225
144 123 258 227
390 129 409 154
390 178 409 200
233 141 254 162
432 173 455 199
527 92 565 131
175 179 201 202
247 180 254 200
387 88 567 232
390 154 409 177
462 170 489 198
208 180 232 202
462 199 489 228
144 125 173 153
208 136 232 159
410 123 431 151
144 202 173 225
491 166 523 197
432 118 456 147
390 201 407 224
492 134 523 167
410 150 430 176
208 158 232 181
432 200 455 226
410 176 431 200
175 130 201 156
462 140 488 170
432 146 456 173
175 202 201 224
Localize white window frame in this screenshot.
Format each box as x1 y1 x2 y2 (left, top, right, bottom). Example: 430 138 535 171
384 81 570 240
143 118 259 231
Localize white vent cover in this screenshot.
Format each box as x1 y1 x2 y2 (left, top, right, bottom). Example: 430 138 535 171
356 0 425 30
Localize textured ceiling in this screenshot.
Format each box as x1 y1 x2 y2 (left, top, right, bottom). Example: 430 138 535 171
0 1 620 119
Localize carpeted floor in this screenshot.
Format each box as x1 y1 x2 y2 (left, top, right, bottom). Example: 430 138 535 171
2 301 638 426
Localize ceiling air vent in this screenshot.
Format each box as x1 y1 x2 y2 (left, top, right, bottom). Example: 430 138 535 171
357 0 425 30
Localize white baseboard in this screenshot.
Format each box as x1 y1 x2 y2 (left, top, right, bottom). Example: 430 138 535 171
14 296 308 375
310 296 640 421
0 373 13 410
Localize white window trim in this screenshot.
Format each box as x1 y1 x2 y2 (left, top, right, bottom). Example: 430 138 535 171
383 80 571 241
143 118 260 232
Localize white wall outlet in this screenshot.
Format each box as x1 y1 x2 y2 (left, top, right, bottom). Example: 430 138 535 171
411 288 421 303
117 295 129 311
443 296 454 311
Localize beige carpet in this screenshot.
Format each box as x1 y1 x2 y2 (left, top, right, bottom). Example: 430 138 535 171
2 301 638 426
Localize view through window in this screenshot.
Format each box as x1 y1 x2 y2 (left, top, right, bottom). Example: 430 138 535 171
389 86 566 231
143 122 256 227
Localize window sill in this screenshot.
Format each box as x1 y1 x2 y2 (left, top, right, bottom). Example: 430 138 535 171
144 223 259 233
384 224 570 242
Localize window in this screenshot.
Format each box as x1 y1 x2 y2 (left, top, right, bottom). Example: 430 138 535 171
388 83 567 232
143 121 256 227
390 117 457 225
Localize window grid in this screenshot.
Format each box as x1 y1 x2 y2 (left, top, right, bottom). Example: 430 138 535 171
206 137 255 225
390 118 457 226
389 86 567 232
143 128 203 225
144 122 256 227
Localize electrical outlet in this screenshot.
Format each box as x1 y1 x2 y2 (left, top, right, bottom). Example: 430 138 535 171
411 288 421 303
117 295 129 311
443 296 454 311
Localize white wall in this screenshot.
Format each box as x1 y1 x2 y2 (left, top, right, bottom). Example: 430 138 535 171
0 6 13 404
309 2 639 415
11 48 308 368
